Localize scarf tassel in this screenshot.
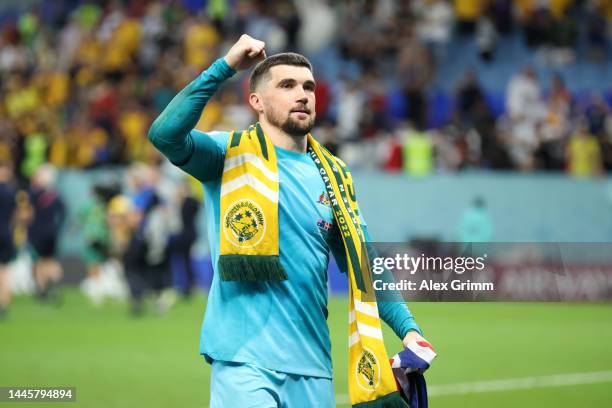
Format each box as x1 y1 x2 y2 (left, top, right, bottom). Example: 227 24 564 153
219 255 287 281
352 391 409 408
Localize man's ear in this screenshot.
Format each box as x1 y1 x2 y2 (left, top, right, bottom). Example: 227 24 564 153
248 92 264 113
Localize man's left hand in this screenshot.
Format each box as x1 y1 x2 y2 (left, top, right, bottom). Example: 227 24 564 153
402 330 429 348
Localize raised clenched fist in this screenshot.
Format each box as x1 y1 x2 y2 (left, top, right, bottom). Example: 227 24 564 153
223 34 267 71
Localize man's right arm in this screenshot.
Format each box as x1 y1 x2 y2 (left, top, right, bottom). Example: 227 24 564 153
148 58 236 182
148 34 266 182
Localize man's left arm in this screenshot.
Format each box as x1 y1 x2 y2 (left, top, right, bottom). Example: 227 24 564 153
330 224 426 347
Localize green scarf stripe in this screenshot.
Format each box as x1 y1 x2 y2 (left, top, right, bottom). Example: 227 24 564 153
317 150 364 237
320 151 366 244
255 123 269 160
308 146 367 292
336 161 358 202
230 130 243 148
320 152 372 293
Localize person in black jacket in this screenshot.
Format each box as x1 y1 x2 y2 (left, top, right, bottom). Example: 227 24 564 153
169 180 200 299
0 161 17 318
28 164 66 303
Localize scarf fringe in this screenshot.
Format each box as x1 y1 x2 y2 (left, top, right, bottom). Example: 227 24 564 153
219 255 287 281
352 392 409 408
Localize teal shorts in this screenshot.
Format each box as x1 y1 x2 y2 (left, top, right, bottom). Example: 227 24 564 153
210 360 335 408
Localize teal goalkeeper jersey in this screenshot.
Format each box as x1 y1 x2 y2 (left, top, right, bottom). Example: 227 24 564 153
149 58 421 379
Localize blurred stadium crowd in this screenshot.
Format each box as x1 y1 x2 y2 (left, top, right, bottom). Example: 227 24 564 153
0 0 611 182
0 159 201 315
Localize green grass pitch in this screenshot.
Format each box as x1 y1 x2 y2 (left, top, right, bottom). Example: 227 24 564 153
1 290 611 407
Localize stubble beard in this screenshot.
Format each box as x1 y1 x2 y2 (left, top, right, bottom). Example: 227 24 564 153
266 109 315 138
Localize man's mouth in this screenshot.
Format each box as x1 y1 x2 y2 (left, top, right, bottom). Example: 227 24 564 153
291 108 311 114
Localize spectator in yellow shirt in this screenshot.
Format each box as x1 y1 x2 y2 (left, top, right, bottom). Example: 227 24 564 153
567 120 603 177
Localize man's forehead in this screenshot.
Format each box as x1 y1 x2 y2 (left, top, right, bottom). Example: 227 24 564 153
268 65 314 82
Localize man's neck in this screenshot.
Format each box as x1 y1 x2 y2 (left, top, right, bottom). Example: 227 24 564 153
259 117 307 153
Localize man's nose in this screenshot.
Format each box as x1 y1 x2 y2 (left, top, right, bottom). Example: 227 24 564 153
295 87 308 103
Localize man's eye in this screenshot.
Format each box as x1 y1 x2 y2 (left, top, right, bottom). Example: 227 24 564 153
282 83 293 88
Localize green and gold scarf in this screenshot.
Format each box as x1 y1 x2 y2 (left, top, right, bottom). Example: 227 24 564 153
218 122 407 407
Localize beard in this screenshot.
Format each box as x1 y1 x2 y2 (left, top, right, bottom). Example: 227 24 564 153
281 115 315 137
266 108 315 137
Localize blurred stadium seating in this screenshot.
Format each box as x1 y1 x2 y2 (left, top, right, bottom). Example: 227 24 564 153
0 0 610 177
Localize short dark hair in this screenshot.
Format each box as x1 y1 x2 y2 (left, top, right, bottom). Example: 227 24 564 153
249 52 313 92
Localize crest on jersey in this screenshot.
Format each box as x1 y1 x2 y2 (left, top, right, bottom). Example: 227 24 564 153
317 192 331 207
